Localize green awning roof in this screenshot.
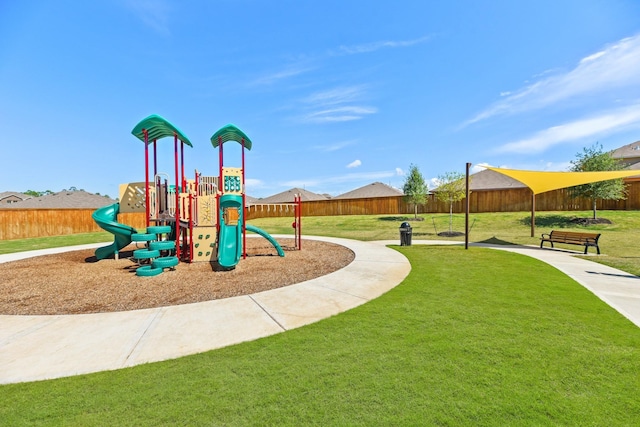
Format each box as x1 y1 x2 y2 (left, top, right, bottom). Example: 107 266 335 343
210 124 252 150
131 114 193 147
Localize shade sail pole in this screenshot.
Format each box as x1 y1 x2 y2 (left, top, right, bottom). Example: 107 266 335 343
465 162 470 250
531 191 536 238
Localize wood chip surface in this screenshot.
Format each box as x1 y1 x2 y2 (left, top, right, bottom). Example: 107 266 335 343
0 238 354 315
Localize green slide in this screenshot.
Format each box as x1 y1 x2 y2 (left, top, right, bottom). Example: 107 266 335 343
217 194 243 269
92 203 138 260
246 224 285 257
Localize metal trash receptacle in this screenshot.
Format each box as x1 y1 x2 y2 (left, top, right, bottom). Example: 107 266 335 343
399 221 412 246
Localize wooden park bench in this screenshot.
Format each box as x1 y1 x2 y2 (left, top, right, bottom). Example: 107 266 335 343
540 230 601 254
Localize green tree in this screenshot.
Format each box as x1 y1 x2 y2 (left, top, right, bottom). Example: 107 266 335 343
570 142 627 219
24 190 53 197
434 171 468 233
402 164 428 219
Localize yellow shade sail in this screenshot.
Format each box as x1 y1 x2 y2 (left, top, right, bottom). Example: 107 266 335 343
484 167 640 195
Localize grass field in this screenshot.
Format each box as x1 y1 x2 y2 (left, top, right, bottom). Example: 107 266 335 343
1 210 639 425
248 210 640 276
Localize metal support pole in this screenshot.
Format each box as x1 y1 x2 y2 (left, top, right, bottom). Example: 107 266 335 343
174 133 180 260
144 130 150 228
242 138 247 260
465 162 470 250
531 191 536 238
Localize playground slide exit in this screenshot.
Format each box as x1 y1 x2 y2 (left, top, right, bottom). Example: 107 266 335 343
246 224 285 257
217 194 243 269
92 203 138 260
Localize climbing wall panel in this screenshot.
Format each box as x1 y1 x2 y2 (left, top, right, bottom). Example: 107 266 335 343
191 226 217 262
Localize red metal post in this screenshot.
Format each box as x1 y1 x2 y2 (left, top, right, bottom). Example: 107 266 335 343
181 141 185 191
297 195 302 250
242 138 247 259
144 130 150 228
174 133 180 260
217 136 223 237
189 192 194 262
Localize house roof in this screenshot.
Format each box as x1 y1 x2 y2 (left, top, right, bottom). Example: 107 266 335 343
0 191 30 203
334 182 404 199
610 141 640 161
468 169 528 191
258 188 328 204
244 195 260 206
0 190 116 209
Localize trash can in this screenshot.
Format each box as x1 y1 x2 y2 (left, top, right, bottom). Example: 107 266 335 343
399 221 412 246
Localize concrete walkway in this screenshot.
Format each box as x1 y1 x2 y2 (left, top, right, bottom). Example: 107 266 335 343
376 239 640 329
2 238 640 384
0 236 411 384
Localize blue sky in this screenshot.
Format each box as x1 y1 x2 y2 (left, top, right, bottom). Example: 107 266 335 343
2 1 640 199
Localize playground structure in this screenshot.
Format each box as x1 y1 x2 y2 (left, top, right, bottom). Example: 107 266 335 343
92 114 301 276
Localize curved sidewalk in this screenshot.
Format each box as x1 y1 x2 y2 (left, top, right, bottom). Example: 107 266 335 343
2 238 639 385
0 236 411 384
376 240 640 329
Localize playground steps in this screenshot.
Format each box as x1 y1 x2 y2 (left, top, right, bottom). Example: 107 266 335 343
132 226 178 277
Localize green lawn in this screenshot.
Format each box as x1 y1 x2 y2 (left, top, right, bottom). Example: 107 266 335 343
1 210 640 425
249 210 640 276
1 245 638 425
0 232 111 255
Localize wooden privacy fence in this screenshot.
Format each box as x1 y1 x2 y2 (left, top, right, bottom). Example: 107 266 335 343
3 181 640 240
0 209 147 241
246 181 640 219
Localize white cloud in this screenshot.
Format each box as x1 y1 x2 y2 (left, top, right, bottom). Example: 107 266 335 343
471 163 491 174
304 106 377 123
347 159 362 168
313 139 356 152
249 64 315 86
496 103 640 154
395 167 405 176
464 33 640 126
281 170 396 188
301 85 377 123
244 178 265 192
124 0 172 35
336 36 430 55
471 161 571 173
304 86 366 105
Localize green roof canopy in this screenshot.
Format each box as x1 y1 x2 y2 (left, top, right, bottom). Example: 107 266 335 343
210 124 253 150
131 114 193 147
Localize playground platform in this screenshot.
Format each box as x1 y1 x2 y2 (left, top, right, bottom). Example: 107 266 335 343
1 238 640 384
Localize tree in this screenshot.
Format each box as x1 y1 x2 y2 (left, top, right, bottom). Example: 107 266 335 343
402 164 428 219
570 142 627 219
24 190 54 197
434 171 468 234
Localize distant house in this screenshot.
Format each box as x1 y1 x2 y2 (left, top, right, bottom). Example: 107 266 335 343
0 190 116 209
244 195 260 206
610 141 640 170
0 192 31 205
334 182 403 199
258 188 328 204
467 169 527 191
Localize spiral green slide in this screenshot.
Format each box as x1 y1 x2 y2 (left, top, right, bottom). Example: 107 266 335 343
92 203 138 260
